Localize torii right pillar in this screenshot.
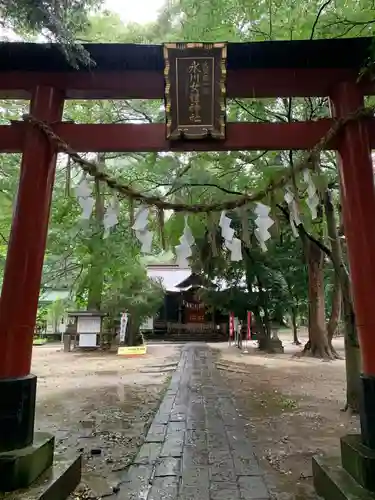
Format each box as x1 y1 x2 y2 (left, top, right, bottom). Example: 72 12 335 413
313 81 375 498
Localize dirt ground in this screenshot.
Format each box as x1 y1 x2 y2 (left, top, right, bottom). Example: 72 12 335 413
31 342 182 498
31 332 358 500
210 329 360 500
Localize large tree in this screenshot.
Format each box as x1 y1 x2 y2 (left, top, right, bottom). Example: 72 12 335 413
0 0 102 64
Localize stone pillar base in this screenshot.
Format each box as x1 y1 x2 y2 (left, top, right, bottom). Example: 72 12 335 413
313 434 375 499
0 375 81 496
0 375 37 452
0 432 54 491
3 454 82 500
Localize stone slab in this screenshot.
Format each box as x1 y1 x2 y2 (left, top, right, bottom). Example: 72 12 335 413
0 432 54 491
313 455 375 500
134 443 162 465
209 463 236 482
210 481 241 500
181 465 209 488
179 485 209 500
116 464 153 500
233 456 262 476
341 434 375 492
160 436 184 458
238 476 270 500
148 477 179 500
1 454 82 500
155 457 181 477
146 424 167 443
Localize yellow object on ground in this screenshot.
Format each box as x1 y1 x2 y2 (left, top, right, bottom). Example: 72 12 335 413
117 345 147 356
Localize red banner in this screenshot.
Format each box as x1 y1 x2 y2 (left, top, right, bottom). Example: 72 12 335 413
229 312 235 338
247 311 252 340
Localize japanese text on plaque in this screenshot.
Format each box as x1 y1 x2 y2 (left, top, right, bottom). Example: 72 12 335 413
188 59 211 124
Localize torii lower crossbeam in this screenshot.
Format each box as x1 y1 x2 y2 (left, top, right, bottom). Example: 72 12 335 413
2 119 375 153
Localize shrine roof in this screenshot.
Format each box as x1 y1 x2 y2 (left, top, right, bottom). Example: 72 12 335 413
147 265 192 292
0 37 371 72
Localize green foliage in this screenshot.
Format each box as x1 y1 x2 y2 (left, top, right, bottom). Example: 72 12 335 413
1 0 102 64
101 266 164 326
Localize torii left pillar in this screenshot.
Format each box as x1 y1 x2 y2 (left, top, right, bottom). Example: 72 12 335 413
0 86 81 493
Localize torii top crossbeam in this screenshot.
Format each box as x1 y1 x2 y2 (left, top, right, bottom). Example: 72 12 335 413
0 37 374 152
0 37 373 99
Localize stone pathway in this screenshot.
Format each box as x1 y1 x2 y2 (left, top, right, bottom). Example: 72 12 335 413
114 344 271 500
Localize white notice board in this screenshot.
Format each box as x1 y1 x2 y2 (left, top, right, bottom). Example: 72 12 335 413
77 316 101 334
79 333 97 347
140 317 153 331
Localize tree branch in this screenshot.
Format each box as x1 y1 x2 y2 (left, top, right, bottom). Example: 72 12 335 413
310 0 335 39
276 203 333 259
0 231 8 244
163 182 244 197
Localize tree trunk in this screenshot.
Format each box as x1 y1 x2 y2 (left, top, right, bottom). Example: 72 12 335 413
342 282 361 413
305 239 332 358
324 190 342 354
291 306 301 345
253 307 269 351
87 154 105 311
324 188 360 411
327 278 342 355
255 276 272 351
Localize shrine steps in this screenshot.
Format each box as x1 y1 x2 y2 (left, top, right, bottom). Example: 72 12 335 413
146 332 227 343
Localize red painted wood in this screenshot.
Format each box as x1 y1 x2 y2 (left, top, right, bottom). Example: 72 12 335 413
54 120 338 152
4 119 375 153
0 86 64 378
226 68 362 98
330 83 375 376
0 68 367 99
4 119 363 153
0 125 24 152
0 70 164 100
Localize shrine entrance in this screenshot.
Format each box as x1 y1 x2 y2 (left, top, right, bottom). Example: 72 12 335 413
146 265 227 341
0 38 375 498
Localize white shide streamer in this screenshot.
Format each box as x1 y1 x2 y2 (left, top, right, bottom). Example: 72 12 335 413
175 216 195 267
254 203 274 252
284 188 301 238
132 206 153 254
103 195 119 239
303 170 319 220
75 177 94 220
219 211 242 261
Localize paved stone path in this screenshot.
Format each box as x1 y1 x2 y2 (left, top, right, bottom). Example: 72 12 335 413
116 344 271 500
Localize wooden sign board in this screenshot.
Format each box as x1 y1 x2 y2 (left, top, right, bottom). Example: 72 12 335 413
164 42 227 140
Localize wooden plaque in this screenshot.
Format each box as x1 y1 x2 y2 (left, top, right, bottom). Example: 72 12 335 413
164 42 227 140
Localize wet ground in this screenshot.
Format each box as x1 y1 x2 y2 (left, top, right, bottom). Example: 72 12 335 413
31 343 181 498
31 333 358 500
105 343 271 500
211 331 360 499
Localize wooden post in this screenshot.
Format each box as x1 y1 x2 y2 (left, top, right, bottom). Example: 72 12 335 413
0 86 64 453
330 82 375 448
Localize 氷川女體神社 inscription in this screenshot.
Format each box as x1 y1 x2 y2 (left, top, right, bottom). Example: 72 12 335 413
163 42 227 140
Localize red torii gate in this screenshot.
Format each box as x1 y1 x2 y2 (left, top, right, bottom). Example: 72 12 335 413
0 38 375 497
